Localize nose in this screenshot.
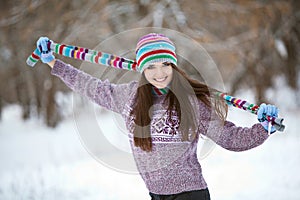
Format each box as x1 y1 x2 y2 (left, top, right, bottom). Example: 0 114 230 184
155 66 165 77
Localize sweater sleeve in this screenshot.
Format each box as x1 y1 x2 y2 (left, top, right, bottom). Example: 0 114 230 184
197 101 269 152
51 59 137 114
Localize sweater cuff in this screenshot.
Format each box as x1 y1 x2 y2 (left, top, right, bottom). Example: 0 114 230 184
51 59 66 77
256 123 270 139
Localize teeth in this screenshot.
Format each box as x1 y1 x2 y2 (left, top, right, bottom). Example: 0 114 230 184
155 77 167 82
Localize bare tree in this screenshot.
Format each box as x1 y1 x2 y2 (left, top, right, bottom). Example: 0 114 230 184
0 0 299 127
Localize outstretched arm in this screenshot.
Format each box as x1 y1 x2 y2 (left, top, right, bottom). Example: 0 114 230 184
51 59 136 114
197 101 269 152
36 37 136 114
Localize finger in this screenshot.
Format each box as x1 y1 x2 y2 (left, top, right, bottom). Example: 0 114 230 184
272 105 278 117
266 105 277 117
41 36 49 41
47 39 51 51
257 103 266 119
266 104 272 116
36 38 43 52
40 39 48 52
36 37 49 52
275 107 279 117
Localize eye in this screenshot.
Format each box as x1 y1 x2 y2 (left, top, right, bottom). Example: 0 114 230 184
163 62 171 66
147 65 155 69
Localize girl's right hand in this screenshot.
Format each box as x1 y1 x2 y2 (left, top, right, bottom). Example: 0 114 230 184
36 37 55 64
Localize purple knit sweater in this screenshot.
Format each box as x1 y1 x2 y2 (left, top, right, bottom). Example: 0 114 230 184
51 60 269 195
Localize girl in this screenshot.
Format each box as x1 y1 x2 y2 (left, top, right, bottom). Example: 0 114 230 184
36 33 278 200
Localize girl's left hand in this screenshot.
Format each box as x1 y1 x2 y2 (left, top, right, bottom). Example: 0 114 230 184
257 103 279 134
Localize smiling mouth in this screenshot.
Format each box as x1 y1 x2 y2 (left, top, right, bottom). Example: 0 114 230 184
154 77 168 82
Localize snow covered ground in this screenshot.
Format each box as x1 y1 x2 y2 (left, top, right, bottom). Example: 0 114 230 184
0 84 300 200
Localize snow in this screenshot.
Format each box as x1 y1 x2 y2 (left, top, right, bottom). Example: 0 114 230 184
1 83 300 200
0 105 148 200
274 39 288 59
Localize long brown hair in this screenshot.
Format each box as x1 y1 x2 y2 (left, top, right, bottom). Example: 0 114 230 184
130 63 228 152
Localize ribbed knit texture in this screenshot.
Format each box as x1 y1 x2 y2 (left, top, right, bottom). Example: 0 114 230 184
135 33 177 72
51 59 269 195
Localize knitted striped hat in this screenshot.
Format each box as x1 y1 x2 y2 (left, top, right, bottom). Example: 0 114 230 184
135 33 177 73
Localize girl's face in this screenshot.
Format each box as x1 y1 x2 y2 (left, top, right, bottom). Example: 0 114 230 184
144 62 173 89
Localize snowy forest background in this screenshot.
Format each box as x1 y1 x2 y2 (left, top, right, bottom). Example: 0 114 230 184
0 0 300 200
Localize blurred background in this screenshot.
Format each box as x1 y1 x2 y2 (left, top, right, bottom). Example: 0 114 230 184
0 0 300 200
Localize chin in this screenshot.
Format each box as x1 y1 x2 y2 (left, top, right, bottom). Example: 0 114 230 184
153 83 167 89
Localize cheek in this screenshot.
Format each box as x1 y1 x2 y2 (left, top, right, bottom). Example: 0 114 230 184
166 68 173 78
144 71 153 82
